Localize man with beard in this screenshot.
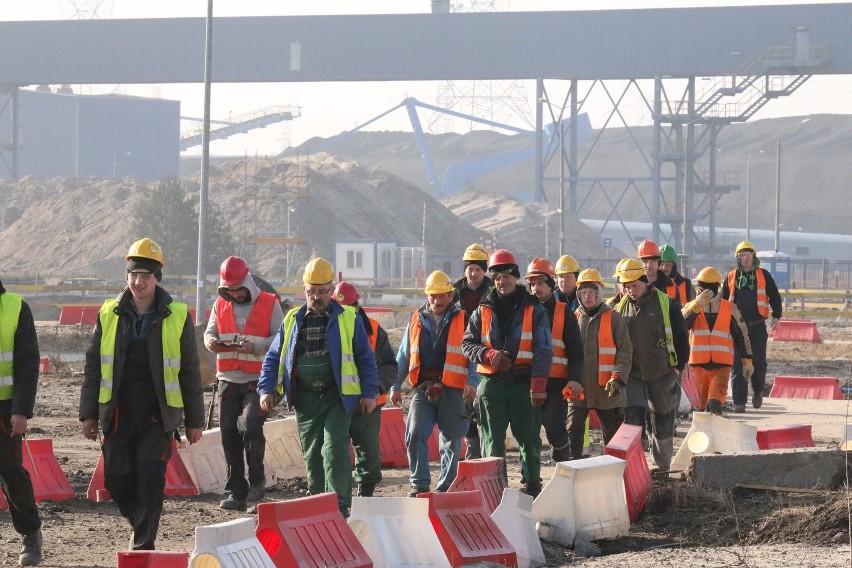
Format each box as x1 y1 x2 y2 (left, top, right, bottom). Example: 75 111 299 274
204 256 284 511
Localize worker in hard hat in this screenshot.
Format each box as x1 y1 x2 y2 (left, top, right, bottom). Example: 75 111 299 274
637 239 680 299
657 244 695 305
721 241 782 412
682 267 753 415
613 258 689 470
606 259 629 307
0 275 44 566
571 268 633 455
390 271 477 496
204 256 285 511
333 280 397 498
462 249 553 497
80 238 205 550
554 254 581 311
258 258 378 516
524 258 584 462
452 243 493 460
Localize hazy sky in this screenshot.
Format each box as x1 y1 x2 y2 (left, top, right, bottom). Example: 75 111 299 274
4 0 851 155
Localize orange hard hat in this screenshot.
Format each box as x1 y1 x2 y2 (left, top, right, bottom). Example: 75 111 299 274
525 257 556 278
637 239 661 259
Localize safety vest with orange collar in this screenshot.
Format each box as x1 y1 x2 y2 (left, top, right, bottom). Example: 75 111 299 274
406 310 468 389
364 315 389 405
666 280 689 305
548 301 569 379
575 309 616 387
215 291 277 374
476 304 534 374
726 269 770 319
688 299 735 366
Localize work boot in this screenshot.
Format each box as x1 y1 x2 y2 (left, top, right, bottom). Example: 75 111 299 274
219 496 247 511
19 529 42 566
408 487 429 497
522 482 541 499
706 399 723 416
246 485 266 502
752 391 763 409
357 482 377 497
733 404 746 413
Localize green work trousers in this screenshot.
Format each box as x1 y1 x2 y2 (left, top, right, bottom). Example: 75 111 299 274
349 403 383 485
477 376 542 487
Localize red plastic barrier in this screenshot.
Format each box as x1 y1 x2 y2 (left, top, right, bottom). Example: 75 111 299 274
447 457 506 513
378 406 408 467
769 376 842 400
428 426 467 463
605 423 652 524
588 409 601 430
0 439 74 511
756 424 815 450
770 319 822 343
116 551 188 567
256 493 371 568
38 357 53 374
58 305 100 326
87 440 198 501
679 366 700 409
418 490 516 568
363 307 392 313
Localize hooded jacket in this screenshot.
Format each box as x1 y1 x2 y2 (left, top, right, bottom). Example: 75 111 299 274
80 286 205 433
204 272 285 384
0 281 39 418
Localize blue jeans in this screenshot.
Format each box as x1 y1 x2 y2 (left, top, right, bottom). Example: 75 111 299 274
405 386 466 491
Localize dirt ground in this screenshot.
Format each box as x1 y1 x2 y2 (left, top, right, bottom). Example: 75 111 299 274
2 318 852 567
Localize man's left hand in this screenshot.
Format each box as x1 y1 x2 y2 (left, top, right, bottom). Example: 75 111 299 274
360 397 377 414
10 414 27 436
235 340 253 354
463 385 477 404
770 318 780 331
186 428 203 444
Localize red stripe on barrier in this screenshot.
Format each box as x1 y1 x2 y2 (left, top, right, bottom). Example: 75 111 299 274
588 409 601 430
1 439 74 511
447 457 506 514
59 305 100 326
769 376 842 400
39 357 53 374
770 319 822 343
756 424 815 450
378 406 408 467
605 423 652 524
680 366 700 409
116 551 189 567
256 493 371 568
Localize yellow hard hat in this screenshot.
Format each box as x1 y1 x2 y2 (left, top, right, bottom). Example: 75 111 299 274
612 258 629 278
576 268 603 288
463 244 489 262
696 266 723 285
126 237 165 268
303 258 334 285
616 258 645 283
424 270 453 295
735 241 756 255
554 254 580 275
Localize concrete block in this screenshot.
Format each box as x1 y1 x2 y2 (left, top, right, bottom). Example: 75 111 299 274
691 448 848 490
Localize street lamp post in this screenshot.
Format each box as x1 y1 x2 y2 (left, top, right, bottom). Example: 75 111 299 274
774 118 810 252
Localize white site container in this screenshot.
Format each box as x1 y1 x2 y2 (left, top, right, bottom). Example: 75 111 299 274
671 412 759 473
491 488 546 568
531 455 629 547
178 427 276 494
348 496 451 568
189 517 274 568
263 417 307 480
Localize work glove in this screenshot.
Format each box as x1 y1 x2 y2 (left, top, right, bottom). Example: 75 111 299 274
604 374 626 398
530 377 548 407
426 382 444 402
681 288 714 317
742 357 755 380
562 383 586 401
484 349 513 372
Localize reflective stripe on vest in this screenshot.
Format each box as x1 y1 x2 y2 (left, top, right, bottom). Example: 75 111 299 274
476 304 534 374
98 299 187 408
727 269 770 319
666 280 689 304
278 306 361 396
366 316 387 405
596 310 617 387
617 290 678 368
214 291 276 374
0 293 23 400
548 301 568 379
688 299 734 366
407 310 468 389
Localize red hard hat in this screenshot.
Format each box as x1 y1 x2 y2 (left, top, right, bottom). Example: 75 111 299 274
333 280 360 306
488 249 517 270
220 256 250 287
637 239 661 259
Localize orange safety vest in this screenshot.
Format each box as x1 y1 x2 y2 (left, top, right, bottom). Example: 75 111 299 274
215 291 276 374
666 280 689 305
576 308 616 387
549 301 569 379
365 315 388 405
476 304 534 374
407 310 468 389
727 269 770 319
688 299 734 366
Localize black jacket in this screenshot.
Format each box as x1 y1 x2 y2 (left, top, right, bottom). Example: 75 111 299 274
0 281 40 418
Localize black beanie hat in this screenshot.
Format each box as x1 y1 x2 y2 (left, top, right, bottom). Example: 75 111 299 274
490 263 521 279
464 259 488 272
127 257 163 282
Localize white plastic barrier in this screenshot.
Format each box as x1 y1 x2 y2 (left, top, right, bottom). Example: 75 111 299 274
189 517 274 568
263 418 307 480
532 455 629 547
348 496 451 568
678 387 692 414
491 488 546 568
671 412 759 473
178 427 276 494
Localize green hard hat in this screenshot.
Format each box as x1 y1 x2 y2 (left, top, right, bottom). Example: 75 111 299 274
659 244 678 262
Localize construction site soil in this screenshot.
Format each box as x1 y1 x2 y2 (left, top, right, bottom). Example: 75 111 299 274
1 317 850 567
